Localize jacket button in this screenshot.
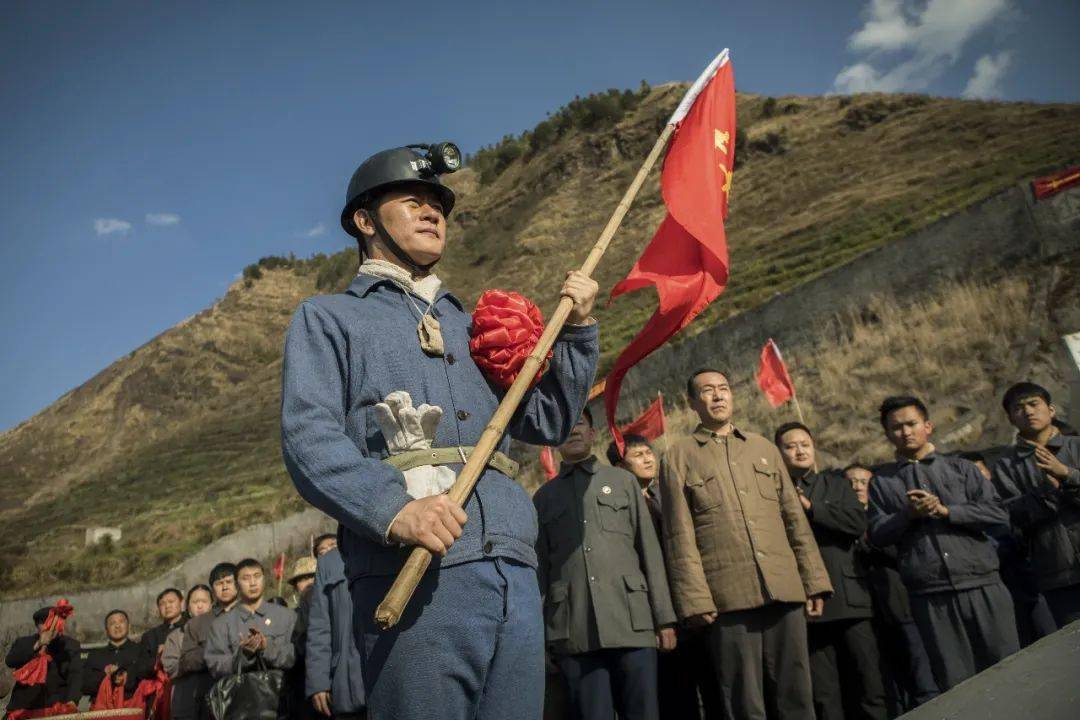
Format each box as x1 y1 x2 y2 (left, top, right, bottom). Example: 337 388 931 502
585 546 592 553
457 410 470 421
446 353 456 365
483 541 494 554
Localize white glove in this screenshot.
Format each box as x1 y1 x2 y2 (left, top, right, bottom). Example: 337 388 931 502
373 391 456 499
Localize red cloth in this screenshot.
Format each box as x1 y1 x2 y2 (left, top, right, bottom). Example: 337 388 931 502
618 395 667 442
757 338 795 408
273 552 286 581
4 702 77 719
605 55 736 453
12 600 74 687
91 659 170 716
1033 166 1080 200
469 290 552 390
539 446 558 481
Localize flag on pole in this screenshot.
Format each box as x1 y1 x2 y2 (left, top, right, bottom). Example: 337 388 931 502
539 446 559 481
618 394 667 441
1032 165 1080 200
273 552 286 581
605 49 735 454
757 338 795 407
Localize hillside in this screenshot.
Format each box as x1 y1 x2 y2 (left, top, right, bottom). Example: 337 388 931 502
2 83 1078 597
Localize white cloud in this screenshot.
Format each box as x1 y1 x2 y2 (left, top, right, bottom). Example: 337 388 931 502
146 212 181 226
94 218 132 236
962 51 1012 99
834 0 1014 94
301 223 326 239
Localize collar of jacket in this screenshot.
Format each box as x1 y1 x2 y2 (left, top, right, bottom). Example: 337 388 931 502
557 455 598 479
896 443 938 465
691 424 747 445
1015 429 1064 457
237 600 269 620
346 272 464 311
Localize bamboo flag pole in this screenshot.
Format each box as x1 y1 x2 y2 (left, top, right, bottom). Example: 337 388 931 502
374 50 730 630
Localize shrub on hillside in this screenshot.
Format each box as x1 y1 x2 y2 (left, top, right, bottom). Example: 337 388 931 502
467 82 652 186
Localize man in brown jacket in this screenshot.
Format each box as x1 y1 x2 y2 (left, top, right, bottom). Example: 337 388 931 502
660 368 831 720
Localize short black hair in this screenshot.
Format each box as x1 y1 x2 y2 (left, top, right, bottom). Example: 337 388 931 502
842 462 873 476
879 395 928 429
266 596 288 607
312 534 337 556
579 405 594 428
774 421 813 448
187 584 212 602
156 588 183 604
605 434 651 466
236 558 264 573
32 607 51 625
104 609 129 626
209 562 237 586
686 368 730 397
1002 382 1051 413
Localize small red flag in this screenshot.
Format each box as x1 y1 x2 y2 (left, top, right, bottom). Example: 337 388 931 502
1032 166 1080 200
539 446 559 481
605 50 735 454
757 339 795 408
618 394 667 441
273 552 285 581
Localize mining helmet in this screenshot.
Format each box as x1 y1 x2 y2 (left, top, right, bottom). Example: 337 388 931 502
340 143 460 239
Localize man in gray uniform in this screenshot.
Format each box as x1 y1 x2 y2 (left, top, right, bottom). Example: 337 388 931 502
205 558 296 680
535 408 676 720
869 396 1018 691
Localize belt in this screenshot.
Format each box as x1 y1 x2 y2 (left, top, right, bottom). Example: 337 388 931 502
382 446 520 479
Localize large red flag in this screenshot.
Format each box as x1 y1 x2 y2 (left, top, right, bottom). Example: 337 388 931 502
757 338 795 407
606 50 735 453
618 394 667 441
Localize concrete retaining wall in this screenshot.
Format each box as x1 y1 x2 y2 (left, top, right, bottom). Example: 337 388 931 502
0 508 333 642
601 179 1080 416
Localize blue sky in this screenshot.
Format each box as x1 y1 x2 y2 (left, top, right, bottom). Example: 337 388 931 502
2 0 1078 431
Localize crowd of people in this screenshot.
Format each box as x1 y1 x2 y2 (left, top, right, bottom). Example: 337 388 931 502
4 374 1077 720
531 374 1079 720
3 533 357 719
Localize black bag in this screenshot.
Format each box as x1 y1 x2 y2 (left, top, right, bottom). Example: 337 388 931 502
207 651 285 720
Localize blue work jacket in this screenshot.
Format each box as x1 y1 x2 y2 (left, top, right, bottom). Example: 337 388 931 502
305 548 364 714
281 274 599 581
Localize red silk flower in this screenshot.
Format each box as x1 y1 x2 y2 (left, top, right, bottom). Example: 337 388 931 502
12 599 74 687
470 290 552 390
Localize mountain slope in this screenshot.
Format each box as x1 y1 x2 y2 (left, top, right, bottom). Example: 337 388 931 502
2 84 1078 596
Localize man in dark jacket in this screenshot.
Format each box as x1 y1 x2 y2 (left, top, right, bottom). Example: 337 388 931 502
306 547 366 718
607 434 721 720
141 587 186 667
81 609 147 699
4 607 82 714
868 396 1018 691
845 463 938 715
777 423 886 720
535 408 676 720
992 382 1080 626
